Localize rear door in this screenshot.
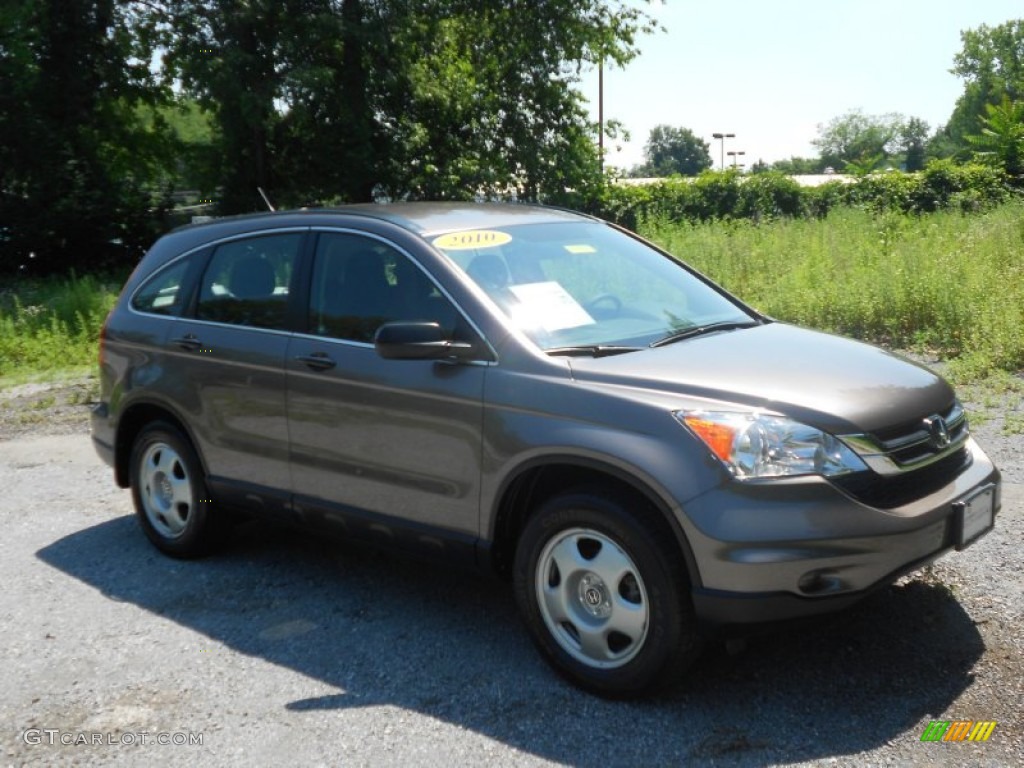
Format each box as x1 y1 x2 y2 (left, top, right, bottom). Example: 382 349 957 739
285 230 487 555
167 230 305 505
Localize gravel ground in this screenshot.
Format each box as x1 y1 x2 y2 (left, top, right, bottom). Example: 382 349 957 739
0 371 1021 767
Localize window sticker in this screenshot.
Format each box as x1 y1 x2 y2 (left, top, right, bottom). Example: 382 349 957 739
564 244 596 254
508 281 595 332
432 230 512 251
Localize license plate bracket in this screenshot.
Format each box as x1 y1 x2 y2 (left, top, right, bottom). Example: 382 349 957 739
954 484 996 550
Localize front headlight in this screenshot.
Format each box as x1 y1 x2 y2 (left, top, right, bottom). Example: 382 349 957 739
675 410 867 480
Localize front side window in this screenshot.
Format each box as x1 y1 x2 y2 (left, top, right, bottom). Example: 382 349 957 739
309 233 462 343
196 233 302 330
432 221 754 351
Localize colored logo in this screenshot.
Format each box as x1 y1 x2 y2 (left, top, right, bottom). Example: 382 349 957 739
432 230 512 251
920 720 996 742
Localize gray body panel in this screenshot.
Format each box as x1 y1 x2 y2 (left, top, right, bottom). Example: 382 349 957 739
285 335 486 536
92 202 1002 631
164 319 292 492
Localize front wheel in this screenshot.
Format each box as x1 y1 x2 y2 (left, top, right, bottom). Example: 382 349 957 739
129 421 229 558
513 488 700 697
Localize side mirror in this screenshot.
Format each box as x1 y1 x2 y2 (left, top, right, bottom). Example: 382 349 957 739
374 322 475 361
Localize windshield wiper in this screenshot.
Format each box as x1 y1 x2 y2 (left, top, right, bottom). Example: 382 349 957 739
546 345 642 358
650 319 761 348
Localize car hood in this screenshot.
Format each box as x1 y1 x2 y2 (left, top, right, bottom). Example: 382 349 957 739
566 323 954 435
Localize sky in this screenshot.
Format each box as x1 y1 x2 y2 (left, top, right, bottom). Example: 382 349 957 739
578 0 1024 171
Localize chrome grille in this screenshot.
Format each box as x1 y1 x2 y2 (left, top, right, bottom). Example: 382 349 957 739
839 401 969 477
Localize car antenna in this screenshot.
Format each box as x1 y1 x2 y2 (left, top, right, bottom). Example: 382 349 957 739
257 187 276 212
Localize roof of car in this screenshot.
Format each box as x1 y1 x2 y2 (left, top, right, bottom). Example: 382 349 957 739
172 201 593 240
326 202 593 235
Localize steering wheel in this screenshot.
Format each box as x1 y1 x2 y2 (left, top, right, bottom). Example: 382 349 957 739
584 293 623 315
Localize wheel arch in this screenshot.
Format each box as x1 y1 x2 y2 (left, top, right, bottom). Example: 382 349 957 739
114 401 202 488
484 457 702 590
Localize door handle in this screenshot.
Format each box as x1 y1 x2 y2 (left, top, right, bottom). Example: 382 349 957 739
172 334 204 351
295 353 336 371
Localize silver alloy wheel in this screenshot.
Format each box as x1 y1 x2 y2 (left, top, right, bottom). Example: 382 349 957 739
138 441 195 539
535 527 650 669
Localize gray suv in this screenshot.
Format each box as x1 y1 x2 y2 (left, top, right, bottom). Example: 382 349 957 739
92 203 1000 696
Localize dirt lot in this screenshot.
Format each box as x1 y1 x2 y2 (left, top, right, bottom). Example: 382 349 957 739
1 373 1021 767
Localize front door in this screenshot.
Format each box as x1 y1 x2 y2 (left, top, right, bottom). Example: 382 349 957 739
285 231 487 554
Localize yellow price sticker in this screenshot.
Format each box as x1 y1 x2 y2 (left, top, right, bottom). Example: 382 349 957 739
432 230 512 251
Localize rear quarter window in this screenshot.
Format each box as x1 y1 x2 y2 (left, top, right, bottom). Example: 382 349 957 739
131 256 197 316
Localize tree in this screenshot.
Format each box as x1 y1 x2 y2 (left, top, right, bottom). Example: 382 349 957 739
158 0 659 211
947 20 1024 147
769 156 822 175
160 0 306 212
0 0 171 274
2 1 660 271
898 116 930 172
812 110 906 172
142 96 220 194
634 125 711 177
965 95 1024 180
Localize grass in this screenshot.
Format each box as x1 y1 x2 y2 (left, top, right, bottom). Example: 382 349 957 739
642 201 1024 382
2 202 1023 387
0 272 120 380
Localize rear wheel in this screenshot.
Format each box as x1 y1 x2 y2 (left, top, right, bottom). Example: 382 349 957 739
129 422 229 558
513 488 700 697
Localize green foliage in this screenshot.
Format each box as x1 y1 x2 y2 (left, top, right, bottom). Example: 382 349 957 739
734 172 804 219
591 161 1011 227
901 116 930 172
843 161 1010 214
5 206 1023 384
161 0 657 211
3 0 658 270
843 153 885 176
766 156 821 175
812 109 908 171
801 180 851 218
633 125 712 177
593 170 804 228
917 159 1011 212
4 5 1022 284
641 202 1024 379
947 20 1024 147
965 95 1024 181
812 112 930 173
0 275 119 377
843 171 922 211
0 1 173 276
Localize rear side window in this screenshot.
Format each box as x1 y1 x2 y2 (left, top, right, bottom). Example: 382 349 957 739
196 234 302 330
131 255 197 316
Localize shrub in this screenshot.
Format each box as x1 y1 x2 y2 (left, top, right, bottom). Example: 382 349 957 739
590 160 1016 228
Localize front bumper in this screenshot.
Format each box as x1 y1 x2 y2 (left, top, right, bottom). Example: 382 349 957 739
682 437 1000 627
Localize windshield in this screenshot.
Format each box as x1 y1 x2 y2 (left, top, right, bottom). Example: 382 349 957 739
431 220 755 351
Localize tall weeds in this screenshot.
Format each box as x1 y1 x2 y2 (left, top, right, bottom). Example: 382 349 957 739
2 204 1022 383
0 273 119 379
642 202 1024 379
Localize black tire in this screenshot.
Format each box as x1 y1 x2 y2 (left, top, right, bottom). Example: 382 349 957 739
513 488 700 697
129 421 230 559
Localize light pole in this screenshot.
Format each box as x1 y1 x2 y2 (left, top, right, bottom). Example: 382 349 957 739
727 150 746 169
598 57 604 173
712 132 735 171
